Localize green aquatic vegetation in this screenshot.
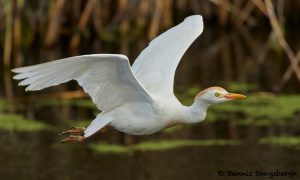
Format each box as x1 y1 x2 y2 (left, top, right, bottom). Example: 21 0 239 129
185 86 202 97
255 96 299 121
227 82 256 92
68 99 97 109
68 119 90 128
0 114 52 132
259 136 300 147
90 143 131 154
0 99 5 111
162 125 185 133
0 98 14 111
233 117 287 126
206 112 218 121
245 95 296 115
176 94 193 105
133 139 239 151
90 139 240 154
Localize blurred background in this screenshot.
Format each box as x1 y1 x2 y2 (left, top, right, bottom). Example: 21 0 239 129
1 0 300 179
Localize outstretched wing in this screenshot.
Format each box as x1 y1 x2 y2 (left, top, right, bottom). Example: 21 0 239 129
12 54 153 111
132 15 203 98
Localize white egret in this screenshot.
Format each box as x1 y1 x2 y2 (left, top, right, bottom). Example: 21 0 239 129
12 15 246 142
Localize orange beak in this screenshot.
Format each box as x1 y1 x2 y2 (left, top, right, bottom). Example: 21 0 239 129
224 93 247 100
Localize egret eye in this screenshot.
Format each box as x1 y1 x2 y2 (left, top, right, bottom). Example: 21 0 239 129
215 92 222 97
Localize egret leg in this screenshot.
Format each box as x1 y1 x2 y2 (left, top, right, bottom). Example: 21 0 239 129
60 127 86 143
61 127 86 135
61 135 85 143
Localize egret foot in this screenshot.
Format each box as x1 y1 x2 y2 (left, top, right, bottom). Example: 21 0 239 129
61 127 86 136
61 135 85 143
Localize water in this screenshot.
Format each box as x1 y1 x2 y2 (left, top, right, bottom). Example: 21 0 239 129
0 130 299 180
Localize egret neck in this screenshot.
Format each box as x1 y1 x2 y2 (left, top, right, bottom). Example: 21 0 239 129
181 99 211 124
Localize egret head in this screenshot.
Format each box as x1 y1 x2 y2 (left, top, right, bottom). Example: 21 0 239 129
195 86 246 105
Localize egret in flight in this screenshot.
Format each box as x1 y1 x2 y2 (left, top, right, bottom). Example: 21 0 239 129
12 15 246 142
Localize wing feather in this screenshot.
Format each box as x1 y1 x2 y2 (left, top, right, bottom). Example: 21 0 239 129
12 54 152 111
132 15 203 98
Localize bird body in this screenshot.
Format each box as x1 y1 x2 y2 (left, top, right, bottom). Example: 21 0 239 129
108 97 206 135
12 15 246 142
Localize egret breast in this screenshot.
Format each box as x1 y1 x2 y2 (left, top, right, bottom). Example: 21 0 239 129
109 102 167 135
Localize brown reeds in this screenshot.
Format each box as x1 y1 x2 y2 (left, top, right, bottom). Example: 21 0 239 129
3 0 13 67
1 0 300 92
69 0 97 51
148 0 163 40
13 0 24 68
44 0 65 47
264 0 300 87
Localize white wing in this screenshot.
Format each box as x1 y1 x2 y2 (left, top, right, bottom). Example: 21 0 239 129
132 15 203 98
12 54 153 111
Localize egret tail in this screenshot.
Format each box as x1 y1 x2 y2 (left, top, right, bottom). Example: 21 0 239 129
84 113 113 137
